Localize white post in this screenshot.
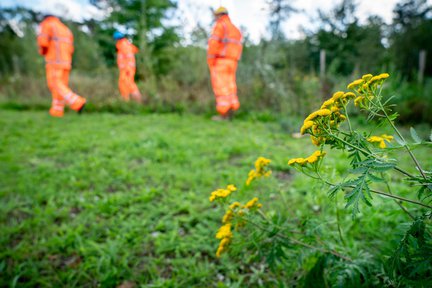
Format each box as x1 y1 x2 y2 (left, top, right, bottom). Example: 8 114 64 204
320 49 326 80
320 49 326 100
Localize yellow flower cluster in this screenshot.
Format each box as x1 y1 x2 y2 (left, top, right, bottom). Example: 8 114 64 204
288 150 326 167
246 157 272 186
347 73 389 90
299 91 355 146
215 223 232 257
214 197 262 258
209 184 237 202
347 73 390 107
243 197 262 209
367 134 393 149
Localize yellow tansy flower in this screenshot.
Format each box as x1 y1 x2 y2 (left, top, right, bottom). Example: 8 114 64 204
347 79 364 89
367 134 393 149
331 91 345 101
244 197 260 209
216 237 231 258
229 202 241 210
209 186 236 202
222 210 234 224
343 92 356 99
362 74 373 81
216 223 232 239
378 73 390 79
354 96 364 107
246 157 272 185
227 184 237 192
320 98 335 109
300 121 314 135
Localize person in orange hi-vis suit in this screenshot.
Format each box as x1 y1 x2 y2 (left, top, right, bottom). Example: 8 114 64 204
207 7 243 120
114 31 142 102
37 15 86 118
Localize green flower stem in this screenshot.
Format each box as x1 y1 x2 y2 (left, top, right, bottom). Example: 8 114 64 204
335 195 346 245
244 217 353 262
342 103 353 134
380 106 427 181
325 130 416 179
382 173 415 220
367 188 431 208
315 173 431 209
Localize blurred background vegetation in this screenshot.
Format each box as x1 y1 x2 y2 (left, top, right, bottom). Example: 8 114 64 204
0 0 431 123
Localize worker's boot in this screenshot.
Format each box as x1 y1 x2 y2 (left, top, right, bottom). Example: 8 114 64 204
77 103 86 114
212 110 230 121
70 97 86 114
131 91 143 104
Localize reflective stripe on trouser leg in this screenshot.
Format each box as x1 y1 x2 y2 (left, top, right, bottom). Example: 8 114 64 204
227 60 239 111
46 67 65 116
46 67 86 112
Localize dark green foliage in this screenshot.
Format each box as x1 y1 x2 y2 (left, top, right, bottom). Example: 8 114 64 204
387 216 432 286
390 0 432 78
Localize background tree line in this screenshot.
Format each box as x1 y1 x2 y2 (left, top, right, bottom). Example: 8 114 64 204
0 0 431 123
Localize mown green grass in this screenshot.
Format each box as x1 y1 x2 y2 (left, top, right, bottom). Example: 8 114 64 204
0 110 430 287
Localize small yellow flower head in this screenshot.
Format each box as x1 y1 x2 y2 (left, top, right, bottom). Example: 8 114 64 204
343 92 356 99
209 188 233 202
245 169 257 186
339 114 347 121
330 106 339 113
320 98 335 109
362 74 373 81
243 197 260 209
381 134 393 141
367 134 393 149
216 237 231 258
227 184 237 192
305 150 326 164
368 75 381 85
378 73 390 79
289 150 326 167
354 96 365 107
310 136 321 146
255 157 271 170
246 157 272 185
331 91 345 101
229 201 241 210
222 209 234 223
300 121 314 135
216 223 232 239
347 79 364 90
318 109 332 116
288 157 307 166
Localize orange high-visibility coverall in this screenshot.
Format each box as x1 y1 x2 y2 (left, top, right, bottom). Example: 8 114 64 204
207 15 243 116
37 16 86 117
116 38 140 101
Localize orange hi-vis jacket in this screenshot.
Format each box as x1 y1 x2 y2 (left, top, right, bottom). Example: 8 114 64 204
116 38 138 69
37 16 74 69
116 38 140 100
207 15 242 65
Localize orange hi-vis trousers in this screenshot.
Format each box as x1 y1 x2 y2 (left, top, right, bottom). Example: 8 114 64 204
119 67 139 101
210 58 240 116
46 67 86 117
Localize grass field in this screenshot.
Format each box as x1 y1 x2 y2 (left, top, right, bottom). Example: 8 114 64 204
0 109 430 287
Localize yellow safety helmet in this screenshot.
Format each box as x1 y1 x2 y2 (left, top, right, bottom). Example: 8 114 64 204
214 6 228 16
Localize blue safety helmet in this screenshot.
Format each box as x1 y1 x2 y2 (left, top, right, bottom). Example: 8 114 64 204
113 31 125 40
